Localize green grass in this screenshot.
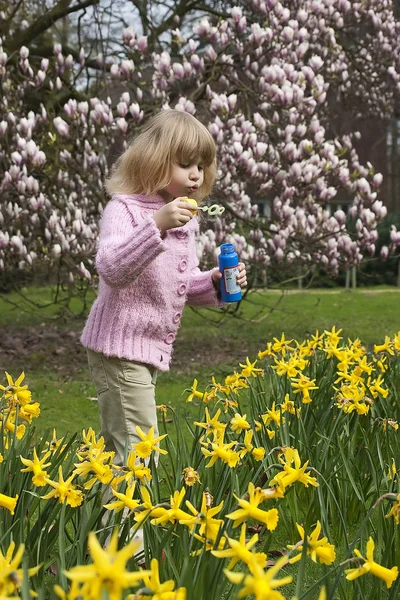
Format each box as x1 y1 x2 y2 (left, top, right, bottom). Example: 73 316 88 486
1 285 399 436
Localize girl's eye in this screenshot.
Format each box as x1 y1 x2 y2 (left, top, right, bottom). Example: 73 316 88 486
179 164 189 168
198 165 204 171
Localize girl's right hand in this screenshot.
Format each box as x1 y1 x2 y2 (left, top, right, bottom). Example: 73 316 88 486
152 198 194 235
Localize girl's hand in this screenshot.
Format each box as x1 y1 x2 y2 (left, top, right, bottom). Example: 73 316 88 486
212 262 247 288
152 198 194 235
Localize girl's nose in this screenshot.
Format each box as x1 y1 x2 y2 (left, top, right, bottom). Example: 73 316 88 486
190 168 200 180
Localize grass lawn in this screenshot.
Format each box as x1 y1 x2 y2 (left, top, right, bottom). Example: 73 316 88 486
1 285 399 437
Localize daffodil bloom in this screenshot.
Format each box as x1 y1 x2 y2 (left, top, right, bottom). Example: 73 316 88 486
254 420 275 439
194 407 226 437
374 336 395 355
226 482 279 530
393 331 400 352
367 374 389 399
180 493 224 541
182 466 201 486
18 401 41 422
133 558 186 599
272 333 295 357
280 394 296 415
0 541 40 597
258 342 275 359
239 357 264 378
252 447 266 461
0 371 32 407
134 486 156 525
225 555 292 599
230 412 250 433
43 428 68 455
210 375 231 395
134 425 168 459
104 481 141 513
212 523 267 570
156 404 168 416
386 493 400 524
272 357 299 378
201 433 240 469
186 378 207 402
20 447 51 487
262 402 285 427
345 537 399 589
64 530 150 599
335 383 371 415
291 374 319 403
0 413 26 439
42 466 83 507
287 521 336 565
323 326 342 347
0 492 18 515
124 449 152 483
225 371 249 393
73 446 114 488
269 448 318 493
151 488 191 526
307 330 324 351
387 459 397 480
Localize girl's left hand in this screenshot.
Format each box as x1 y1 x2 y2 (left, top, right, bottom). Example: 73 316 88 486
212 262 247 288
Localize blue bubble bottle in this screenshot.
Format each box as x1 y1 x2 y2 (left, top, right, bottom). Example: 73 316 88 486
218 243 242 303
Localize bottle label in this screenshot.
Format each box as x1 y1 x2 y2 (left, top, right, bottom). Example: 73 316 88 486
223 266 241 294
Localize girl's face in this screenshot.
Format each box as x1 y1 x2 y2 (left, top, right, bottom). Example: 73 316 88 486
160 161 204 201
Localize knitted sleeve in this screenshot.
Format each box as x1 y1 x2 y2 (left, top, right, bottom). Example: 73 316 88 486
186 222 223 307
96 199 166 288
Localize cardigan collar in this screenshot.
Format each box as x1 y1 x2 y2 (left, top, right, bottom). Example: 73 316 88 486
113 193 166 209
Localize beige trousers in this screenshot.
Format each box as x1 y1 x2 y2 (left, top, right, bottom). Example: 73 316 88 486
87 349 158 466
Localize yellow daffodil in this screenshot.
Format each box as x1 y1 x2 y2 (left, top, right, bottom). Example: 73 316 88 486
104 481 141 513
182 466 201 486
226 482 279 530
225 555 292 599
386 493 400 524
367 374 389 399
382 419 399 432
64 530 150 599
239 357 264 378
345 537 398 589
212 523 267 570
287 521 336 565
42 466 83 507
194 407 226 437
258 342 275 359
272 333 295 357
123 449 152 483
230 412 250 433
0 492 18 515
73 446 114 489
335 383 372 415
181 493 224 541
269 448 319 493
291 374 319 404
0 541 40 597
323 326 342 348
201 432 240 469
43 428 68 455
374 336 395 355
133 558 186 599
151 488 190 526
134 486 156 526
20 447 51 487
134 425 168 459
186 379 209 402
262 402 285 427
0 371 32 407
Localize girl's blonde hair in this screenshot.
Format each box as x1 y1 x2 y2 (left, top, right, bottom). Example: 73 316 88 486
105 110 217 202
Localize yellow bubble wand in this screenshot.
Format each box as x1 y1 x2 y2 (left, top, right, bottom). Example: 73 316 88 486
184 198 225 217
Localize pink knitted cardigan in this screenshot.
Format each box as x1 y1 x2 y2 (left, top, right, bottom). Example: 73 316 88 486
81 193 222 371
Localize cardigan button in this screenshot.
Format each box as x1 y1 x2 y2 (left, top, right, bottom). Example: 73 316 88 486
176 230 188 240
165 332 175 344
173 312 181 324
178 258 188 272
177 283 187 296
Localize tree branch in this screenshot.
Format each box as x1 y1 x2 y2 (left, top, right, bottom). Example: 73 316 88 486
6 0 100 54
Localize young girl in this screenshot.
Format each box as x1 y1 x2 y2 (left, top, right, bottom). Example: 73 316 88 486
81 109 247 466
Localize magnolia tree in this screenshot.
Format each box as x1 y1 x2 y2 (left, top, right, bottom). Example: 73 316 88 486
1 0 400 291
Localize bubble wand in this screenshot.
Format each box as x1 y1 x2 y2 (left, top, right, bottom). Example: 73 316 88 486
184 198 225 217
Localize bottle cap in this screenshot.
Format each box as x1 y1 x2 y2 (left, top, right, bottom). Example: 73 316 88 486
220 243 235 254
